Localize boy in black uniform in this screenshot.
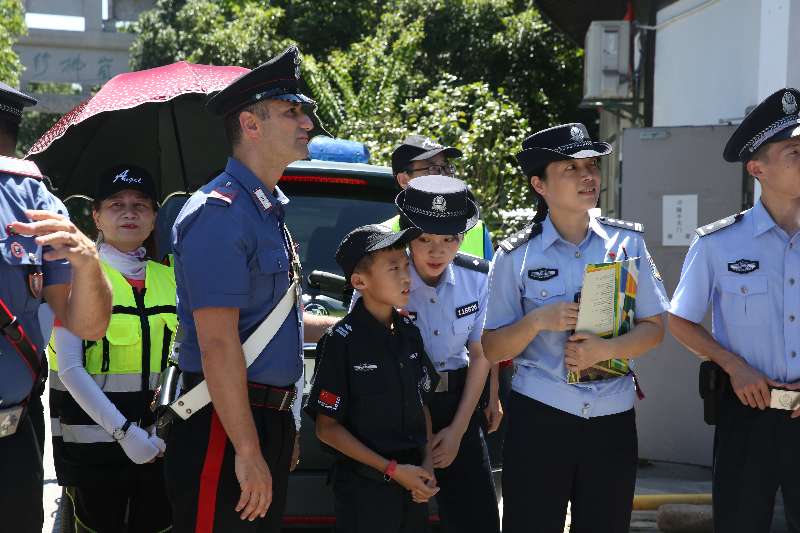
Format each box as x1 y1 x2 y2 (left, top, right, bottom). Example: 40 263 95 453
305 224 440 533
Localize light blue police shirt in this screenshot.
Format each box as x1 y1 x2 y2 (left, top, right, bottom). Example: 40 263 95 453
172 157 302 387
405 256 488 371
484 215 669 418
671 200 800 383
0 174 71 405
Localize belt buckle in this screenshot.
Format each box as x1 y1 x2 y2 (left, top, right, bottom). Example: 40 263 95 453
0 404 24 438
435 371 449 393
279 388 296 411
770 388 800 410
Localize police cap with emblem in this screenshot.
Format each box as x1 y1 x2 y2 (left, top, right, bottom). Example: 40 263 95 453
205 45 329 137
395 175 479 235
336 224 422 281
0 82 36 125
516 123 612 178
391 135 463 176
723 88 800 162
95 164 158 206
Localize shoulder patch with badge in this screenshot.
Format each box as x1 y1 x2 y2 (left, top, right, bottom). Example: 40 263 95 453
696 212 745 237
452 252 489 273
596 217 644 233
499 223 542 253
528 268 558 281
207 188 237 206
317 389 341 410
455 301 479 319
728 259 759 274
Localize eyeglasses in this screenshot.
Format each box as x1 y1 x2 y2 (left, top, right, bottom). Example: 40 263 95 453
406 164 456 177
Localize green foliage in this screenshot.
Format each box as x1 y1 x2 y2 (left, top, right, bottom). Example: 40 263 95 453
0 0 26 86
130 0 290 70
127 0 586 237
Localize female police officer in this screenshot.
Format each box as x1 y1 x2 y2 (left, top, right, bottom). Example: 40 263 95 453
394 175 500 533
481 124 669 533
48 165 174 532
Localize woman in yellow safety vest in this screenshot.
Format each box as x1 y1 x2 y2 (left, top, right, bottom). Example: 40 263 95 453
48 165 174 532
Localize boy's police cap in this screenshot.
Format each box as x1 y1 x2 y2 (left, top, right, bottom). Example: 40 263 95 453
724 88 800 162
335 224 421 281
0 82 36 124
205 45 329 137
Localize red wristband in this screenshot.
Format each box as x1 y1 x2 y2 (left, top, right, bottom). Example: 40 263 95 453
383 459 398 481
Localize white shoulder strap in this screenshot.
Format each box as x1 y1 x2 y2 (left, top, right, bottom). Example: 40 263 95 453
169 280 298 420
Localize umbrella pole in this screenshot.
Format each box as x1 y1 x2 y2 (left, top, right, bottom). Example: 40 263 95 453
170 101 190 191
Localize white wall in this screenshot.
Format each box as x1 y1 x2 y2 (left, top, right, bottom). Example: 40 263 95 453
653 0 760 126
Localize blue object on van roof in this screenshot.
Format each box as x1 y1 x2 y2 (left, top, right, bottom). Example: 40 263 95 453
309 137 370 164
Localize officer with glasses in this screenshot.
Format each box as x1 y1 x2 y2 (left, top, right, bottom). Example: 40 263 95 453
383 135 494 260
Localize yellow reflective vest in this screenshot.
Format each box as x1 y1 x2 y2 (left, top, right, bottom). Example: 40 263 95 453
48 260 176 483
384 214 489 259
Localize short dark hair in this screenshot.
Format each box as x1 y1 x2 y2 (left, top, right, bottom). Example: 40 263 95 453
223 101 270 148
352 241 408 276
749 142 771 163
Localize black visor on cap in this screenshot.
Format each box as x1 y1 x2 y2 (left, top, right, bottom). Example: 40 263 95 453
95 165 158 206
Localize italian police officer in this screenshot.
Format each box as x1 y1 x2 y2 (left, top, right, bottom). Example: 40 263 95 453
482 123 669 533
670 87 800 532
165 46 334 533
0 83 112 533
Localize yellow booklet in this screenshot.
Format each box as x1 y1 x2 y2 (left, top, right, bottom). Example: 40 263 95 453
567 258 638 384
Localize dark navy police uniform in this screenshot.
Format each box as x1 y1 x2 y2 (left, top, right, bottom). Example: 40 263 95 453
166 157 302 533
305 298 439 533
0 84 71 533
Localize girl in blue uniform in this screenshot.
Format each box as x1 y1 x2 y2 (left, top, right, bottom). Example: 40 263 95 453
394 175 501 533
482 124 669 533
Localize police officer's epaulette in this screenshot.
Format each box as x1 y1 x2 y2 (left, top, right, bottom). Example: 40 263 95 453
0 155 43 180
452 252 490 274
206 187 238 206
498 223 542 253
695 212 745 237
596 217 644 233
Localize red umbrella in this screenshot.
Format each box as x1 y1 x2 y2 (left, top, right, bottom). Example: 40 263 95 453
28 61 249 199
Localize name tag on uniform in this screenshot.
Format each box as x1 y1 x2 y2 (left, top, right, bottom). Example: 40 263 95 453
770 389 800 410
455 301 479 319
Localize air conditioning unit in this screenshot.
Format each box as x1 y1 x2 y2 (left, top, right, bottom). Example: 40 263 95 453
583 20 631 101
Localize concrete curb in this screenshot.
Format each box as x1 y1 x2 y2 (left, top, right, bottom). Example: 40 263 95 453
656 503 713 533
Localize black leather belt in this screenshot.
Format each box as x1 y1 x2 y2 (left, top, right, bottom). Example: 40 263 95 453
182 372 296 412
435 366 468 394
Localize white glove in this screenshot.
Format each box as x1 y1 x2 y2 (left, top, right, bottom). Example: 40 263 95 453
150 434 167 455
118 424 161 464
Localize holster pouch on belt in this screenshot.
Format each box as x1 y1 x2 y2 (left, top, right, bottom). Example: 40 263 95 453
151 365 181 440
699 360 729 425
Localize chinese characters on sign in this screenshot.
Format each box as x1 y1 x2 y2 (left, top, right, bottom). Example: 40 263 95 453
662 194 698 246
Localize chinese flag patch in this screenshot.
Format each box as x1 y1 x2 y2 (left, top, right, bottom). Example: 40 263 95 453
318 389 341 410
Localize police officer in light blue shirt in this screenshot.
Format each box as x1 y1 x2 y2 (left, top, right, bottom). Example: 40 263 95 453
395 175 500 533
0 82 112 533
482 123 668 533
670 88 800 533
165 46 334 533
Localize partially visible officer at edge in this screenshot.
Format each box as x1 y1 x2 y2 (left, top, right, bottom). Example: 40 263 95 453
670 87 800 532
482 123 668 533
385 135 493 260
0 82 112 533
165 46 335 533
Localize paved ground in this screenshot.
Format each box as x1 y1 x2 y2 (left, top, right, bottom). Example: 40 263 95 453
41 386 788 533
